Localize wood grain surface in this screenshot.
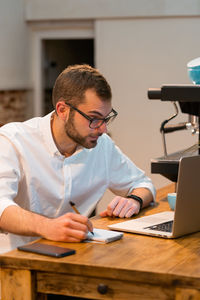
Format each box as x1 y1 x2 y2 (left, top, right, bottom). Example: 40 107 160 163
2 183 200 299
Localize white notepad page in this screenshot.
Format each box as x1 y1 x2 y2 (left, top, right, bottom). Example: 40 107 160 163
86 228 123 243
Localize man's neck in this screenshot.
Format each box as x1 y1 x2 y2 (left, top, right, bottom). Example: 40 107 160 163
51 113 77 157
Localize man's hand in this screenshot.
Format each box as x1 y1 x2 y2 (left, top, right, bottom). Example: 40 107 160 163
100 188 154 218
40 212 93 242
0 206 93 243
100 196 140 218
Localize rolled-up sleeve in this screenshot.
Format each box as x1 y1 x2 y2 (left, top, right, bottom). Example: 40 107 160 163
0 135 21 217
107 140 156 200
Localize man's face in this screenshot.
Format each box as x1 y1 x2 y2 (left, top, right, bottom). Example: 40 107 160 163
64 89 112 149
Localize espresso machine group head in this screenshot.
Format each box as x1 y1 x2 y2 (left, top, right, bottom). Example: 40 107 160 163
148 57 200 182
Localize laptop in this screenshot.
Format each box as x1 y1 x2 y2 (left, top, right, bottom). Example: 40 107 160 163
109 155 200 238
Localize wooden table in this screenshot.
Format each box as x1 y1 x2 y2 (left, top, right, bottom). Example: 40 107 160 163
1 184 200 300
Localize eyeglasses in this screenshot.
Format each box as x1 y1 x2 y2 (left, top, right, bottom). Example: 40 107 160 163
65 102 118 129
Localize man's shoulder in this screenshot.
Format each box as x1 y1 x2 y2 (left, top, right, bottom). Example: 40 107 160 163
97 133 114 147
94 133 117 154
0 122 24 139
99 133 112 142
0 114 49 141
0 117 38 135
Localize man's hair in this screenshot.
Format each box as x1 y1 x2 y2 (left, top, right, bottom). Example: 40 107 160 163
52 64 112 108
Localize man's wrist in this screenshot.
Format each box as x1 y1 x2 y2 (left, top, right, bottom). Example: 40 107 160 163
34 214 49 237
127 195 143 212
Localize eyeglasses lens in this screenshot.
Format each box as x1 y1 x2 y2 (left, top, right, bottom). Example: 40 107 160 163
90 115 116 129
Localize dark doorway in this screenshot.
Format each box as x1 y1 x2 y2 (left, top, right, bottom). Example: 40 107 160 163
43 39 94 115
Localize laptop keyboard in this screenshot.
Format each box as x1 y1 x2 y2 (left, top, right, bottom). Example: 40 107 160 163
145 220 173 232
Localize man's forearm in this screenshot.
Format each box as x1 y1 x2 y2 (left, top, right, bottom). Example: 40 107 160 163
0 205 93 243
0 205 47 236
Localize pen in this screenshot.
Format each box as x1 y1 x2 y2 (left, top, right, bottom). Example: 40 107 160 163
69 201 94 235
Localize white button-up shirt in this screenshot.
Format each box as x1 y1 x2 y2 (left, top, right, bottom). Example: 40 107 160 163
0 112 155 252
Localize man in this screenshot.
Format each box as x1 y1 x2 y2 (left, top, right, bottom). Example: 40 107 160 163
0 64 155 253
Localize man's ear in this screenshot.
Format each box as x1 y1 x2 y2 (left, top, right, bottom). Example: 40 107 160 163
56 101 70 121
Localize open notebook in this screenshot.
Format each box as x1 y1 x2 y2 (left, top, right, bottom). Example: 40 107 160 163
86 228 123 243
109 156 200 238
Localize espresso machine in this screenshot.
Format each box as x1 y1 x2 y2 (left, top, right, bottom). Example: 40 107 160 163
148 57 200 182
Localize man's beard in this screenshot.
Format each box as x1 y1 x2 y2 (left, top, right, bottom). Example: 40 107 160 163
65 112 102 149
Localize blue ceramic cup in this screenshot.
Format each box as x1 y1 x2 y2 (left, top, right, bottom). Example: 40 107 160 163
188 68 200 84
187 57 200 84
167 193 176 210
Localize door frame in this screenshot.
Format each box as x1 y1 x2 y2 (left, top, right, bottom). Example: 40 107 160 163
30 21 94 116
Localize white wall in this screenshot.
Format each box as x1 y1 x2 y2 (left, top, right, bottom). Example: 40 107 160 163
25 0 200 20
95 17 199 212
0 0 30 90
95 17 199 182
